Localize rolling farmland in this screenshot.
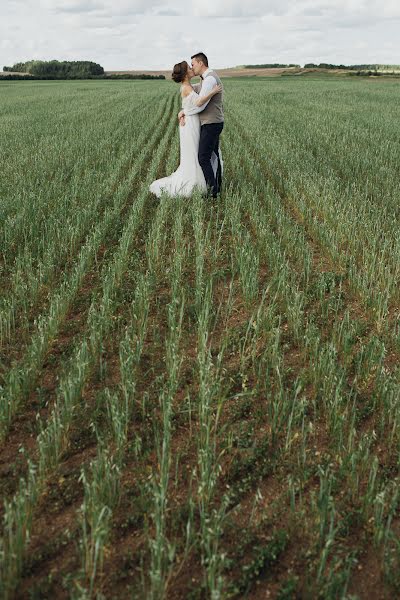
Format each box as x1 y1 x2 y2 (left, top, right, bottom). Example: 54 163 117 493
0 77 400 598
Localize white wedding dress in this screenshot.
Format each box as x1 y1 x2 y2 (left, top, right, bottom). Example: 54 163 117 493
149 88 223 198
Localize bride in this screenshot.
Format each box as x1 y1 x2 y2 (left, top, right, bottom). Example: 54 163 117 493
149 61 223 198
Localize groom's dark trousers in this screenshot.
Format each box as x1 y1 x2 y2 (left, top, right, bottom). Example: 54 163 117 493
198 122 224 197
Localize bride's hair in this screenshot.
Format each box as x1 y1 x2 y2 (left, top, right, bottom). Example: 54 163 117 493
171 61 188 83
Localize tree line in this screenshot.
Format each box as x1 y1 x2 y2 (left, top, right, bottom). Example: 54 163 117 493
304 63 400 71
3 60 104 77
242 62 399 71
2 60 165 80
243 63 300 68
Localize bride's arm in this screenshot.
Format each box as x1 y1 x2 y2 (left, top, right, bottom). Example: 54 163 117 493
182 76 222 116
194 83 223 107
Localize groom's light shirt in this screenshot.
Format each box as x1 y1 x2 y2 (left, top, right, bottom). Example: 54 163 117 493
183 68 217 116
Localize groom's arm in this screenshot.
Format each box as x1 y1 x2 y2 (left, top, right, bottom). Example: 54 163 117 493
182 76 216 116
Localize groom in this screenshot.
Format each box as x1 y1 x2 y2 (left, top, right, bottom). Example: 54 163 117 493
178 52 224 198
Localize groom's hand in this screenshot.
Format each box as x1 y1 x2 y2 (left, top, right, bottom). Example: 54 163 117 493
178 110 185 120
179 115 186 127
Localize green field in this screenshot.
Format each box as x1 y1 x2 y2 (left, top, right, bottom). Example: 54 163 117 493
0 77 399 599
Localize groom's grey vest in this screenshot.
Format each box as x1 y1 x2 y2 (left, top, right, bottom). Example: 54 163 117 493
199 70 224 126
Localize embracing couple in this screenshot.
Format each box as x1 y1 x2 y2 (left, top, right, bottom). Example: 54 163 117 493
150 52 224 200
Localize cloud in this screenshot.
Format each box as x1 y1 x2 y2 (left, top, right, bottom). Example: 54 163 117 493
192 0 281 18
44 0 103 14
39 0 170 18
1 0 399 70
155 8 181 16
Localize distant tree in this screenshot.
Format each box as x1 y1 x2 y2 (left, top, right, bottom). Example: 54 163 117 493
244 63 300 69
5 60 104 78
0 74 36 80
1 69 166 81
104 73 166 80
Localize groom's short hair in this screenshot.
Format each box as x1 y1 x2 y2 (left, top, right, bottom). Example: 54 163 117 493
191 52 208 67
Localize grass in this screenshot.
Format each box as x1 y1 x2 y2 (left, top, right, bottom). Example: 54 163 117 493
0 76 399 599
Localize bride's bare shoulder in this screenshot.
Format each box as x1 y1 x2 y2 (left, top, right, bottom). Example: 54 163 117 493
181 84 193 98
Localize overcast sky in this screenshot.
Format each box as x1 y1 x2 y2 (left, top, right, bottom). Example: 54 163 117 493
2 0 399 70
